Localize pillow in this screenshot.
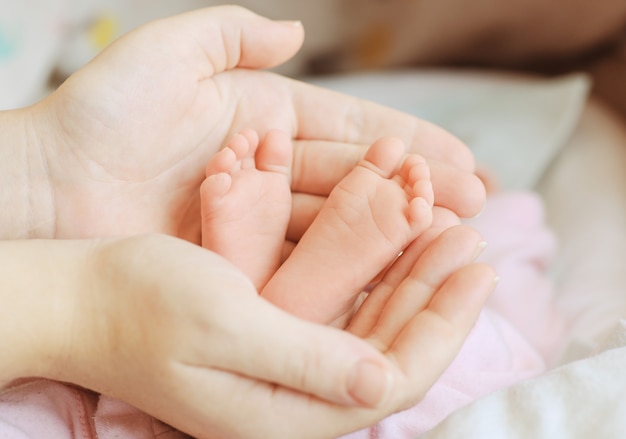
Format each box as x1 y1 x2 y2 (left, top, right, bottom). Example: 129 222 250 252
308 69 590 190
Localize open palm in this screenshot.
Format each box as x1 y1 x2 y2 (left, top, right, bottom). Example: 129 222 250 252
32 6 483 242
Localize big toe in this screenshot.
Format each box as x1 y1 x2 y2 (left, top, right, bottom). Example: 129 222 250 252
361 137 407 178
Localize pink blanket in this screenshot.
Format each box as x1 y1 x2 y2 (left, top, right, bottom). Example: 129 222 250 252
0 191 557 439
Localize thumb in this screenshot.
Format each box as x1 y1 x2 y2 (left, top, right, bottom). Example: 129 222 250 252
217 296 395 408
147 5 304 74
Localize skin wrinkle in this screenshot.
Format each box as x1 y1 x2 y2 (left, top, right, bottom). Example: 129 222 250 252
175 176 203 243
225 79 249 140
290 142 309 196
218 25 239 74
324 183 398 258
370 276 435 347
292 336 324 397
182 81 247 241
341 96 475 180
188 29 219 81
22 115 35 238
24 111 56 238
343 96 368 145
287 78 300 137
366 187 403 250
47 96 124 182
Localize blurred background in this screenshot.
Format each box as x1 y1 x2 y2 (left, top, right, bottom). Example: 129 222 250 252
1 0 625 119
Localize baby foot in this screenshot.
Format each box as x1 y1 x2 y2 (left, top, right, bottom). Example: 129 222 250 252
261 137 434 324
201 129 292 290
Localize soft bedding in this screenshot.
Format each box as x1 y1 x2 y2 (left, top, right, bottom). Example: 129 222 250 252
419 326 626 439
311 70 626 437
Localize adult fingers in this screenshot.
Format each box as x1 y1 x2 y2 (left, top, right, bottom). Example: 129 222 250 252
347 209 462 337
365 226 486 345
136 5 304 76
201 294 396 409
430 161 486 217
289 81 476 172
291 139 486 217
291 139 363 196
104 234 395 411
167 360 397 439
379 216 475 294
369 207 463 289
388 263 497 407
287 198 470 249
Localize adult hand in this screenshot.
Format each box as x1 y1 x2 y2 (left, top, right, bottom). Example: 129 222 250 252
18 230 490 439
24 5 484 242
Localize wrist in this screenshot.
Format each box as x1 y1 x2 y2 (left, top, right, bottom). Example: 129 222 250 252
0 239 88 385
0 106 55 239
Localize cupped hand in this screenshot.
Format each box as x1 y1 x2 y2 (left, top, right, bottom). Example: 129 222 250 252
46 229 494 439
28 5 484 243
55 234 392 437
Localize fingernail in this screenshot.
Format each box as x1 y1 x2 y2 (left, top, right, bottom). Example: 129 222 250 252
486 275 500 297
279 20 302 27
347 360 393 408
472 241 488 261
472 200 487 218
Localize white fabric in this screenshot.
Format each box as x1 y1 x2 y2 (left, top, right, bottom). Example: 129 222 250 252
418 321 626 439
538 98 626 362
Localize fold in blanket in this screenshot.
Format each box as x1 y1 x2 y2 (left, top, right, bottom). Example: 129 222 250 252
0 379 188 439
419 320 626 439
